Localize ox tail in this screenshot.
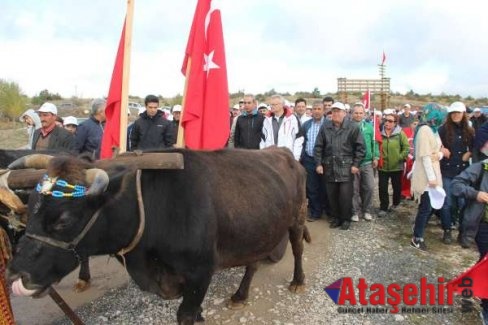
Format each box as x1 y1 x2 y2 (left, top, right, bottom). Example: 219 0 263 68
303 225 312 243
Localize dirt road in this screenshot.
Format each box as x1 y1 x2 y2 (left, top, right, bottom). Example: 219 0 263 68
11 256 130 325
10 221 330 324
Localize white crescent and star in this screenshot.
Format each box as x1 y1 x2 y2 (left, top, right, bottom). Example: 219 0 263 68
202 2 220 75
204 50 220 75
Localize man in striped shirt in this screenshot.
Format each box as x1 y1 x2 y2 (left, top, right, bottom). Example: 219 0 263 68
301 101 328 221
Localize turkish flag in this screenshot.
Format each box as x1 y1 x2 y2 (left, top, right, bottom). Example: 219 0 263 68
181 0 229 150
362 90 370 110
448 254 488 298
100 20 126 159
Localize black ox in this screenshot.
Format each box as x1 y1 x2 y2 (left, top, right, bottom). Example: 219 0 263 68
0 149 92 292
8 147 310 324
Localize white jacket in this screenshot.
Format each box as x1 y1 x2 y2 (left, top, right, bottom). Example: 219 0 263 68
260 110 304 160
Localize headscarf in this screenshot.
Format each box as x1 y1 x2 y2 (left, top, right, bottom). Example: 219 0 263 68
19 109 41 149
412 103 447 159
420 103 447 133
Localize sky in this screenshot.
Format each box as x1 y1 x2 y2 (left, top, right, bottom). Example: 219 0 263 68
1 0 488 100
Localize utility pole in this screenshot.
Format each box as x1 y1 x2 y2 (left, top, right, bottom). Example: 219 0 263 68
378 62 387 110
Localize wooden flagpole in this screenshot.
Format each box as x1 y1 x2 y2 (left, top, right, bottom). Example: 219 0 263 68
118 0 135 154
176 57 191 148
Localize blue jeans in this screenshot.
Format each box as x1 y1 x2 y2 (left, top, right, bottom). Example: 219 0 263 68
440 176 465 228
301 155 328 218
413 192 431 239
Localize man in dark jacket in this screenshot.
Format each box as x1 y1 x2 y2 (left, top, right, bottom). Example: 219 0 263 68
314 102 365 230
234 94 264 149
31 102 75 152
470 108 486 131
130 95 174 151
75 98 106 159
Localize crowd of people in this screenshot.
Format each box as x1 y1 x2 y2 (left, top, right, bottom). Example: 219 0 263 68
12 94 488 322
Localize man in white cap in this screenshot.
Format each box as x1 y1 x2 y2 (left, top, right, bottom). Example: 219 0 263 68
31 102 75 151
172 104 182 140
63 116 78 134
470 107 486 131
398 103 415 128
314 102 365 230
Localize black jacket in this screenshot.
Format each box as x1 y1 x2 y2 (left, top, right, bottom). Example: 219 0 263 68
130 111 174 151
32 126 75 152
438 123 473 178
234 110 265 149
313 119 365 182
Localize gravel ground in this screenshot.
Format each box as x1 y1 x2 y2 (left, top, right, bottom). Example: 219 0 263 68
53 198 482 325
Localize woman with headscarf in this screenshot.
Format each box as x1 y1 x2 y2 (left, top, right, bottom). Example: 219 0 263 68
410 103 447 250
19 109 41 149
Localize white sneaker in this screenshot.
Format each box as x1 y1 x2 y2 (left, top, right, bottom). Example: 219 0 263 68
351 214 359 222
364 213 373 221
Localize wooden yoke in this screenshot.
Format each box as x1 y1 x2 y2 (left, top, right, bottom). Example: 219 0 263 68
4 152 185 190
96 152 184 170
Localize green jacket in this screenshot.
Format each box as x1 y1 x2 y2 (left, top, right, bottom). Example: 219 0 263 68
379 125 410 172
354 120 380 166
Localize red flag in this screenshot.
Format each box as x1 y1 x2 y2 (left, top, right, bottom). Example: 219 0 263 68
362 90 370 110
100 20 126 159
448 255 488 298
181 0 229 150
381 51 386 65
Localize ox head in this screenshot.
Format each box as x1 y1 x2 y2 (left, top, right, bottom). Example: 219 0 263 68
7 156 124 297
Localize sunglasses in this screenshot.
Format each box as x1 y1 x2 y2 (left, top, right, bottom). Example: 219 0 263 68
385 119 396 123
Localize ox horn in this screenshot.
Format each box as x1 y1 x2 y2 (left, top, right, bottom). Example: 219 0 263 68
85 168 109 195
0 170 26 214
8 154 54 170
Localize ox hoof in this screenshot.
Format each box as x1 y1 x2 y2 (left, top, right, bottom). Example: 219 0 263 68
288 283 305 293
73 279 91 293
227 299 247 310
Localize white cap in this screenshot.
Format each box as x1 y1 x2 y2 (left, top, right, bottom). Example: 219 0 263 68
383 108 396 115
448 101 466 113
474 108 481 113
404 103 411 109
232 104 240 110
63 116 78 126
37 102 57 115
331 102 346 110
172 104 182 113
344 103 351 111
258 103 268 109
